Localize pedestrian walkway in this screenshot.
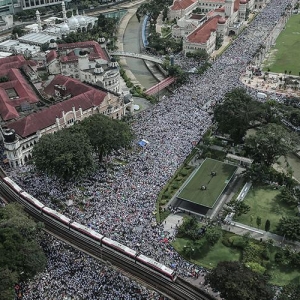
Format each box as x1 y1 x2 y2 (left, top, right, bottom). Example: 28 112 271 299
222 222 300 252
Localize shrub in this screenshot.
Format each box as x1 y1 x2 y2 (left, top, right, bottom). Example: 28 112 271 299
246 262 266 275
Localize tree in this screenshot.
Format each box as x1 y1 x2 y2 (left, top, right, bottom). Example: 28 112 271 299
0 204 46 299
256 216 262 228
80 114 134 163
244 123 298 167
277 217 300 241
205 261 274 300
214 88 263 143
265 219 270 232
32 126 95 180
205 226 222 246
278 282 300 300
226 199 250 216
277 188 299 207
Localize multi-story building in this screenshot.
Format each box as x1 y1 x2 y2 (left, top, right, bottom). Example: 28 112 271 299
46 40 121 94
0 55 133 167
170 0 266 55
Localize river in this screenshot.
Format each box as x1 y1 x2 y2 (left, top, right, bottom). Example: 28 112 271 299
122 13 158 89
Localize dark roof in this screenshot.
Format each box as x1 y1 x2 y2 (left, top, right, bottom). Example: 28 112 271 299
8 75 107 137
58 41 109 63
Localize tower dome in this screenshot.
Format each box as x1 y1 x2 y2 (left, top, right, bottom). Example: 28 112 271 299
77 15 87 26
60 22 70 34
68 14 79 30
218 18 226 24
94 63 104 74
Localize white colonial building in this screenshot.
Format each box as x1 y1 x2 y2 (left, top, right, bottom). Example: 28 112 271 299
170 0 266 55
46 40 121 94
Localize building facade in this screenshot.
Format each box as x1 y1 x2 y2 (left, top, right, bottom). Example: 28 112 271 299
1 74 132 168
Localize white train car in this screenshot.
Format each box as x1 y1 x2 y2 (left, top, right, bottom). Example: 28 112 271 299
43 207 71 225
20 191 45 210
137 254 176 281
3 177 24 193
102 237 137 259
71 222 104 242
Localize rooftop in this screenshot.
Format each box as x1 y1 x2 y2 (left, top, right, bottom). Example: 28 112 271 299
187 15 220 44
7 75 108 138
171 0 196 11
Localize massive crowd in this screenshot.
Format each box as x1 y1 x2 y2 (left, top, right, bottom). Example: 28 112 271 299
6 0 294 299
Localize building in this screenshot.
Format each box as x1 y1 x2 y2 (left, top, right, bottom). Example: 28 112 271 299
1 73 132 167
46 40 121 94
17 2 98 46
170 0 266 56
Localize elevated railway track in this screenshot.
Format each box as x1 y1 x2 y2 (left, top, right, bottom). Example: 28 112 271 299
0 170 215 300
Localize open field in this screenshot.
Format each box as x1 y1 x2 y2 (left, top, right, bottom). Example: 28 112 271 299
177 158 237 208
235 186 297 232
263 14 300 75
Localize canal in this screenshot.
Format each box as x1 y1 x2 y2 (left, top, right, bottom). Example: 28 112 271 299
122 13 158 90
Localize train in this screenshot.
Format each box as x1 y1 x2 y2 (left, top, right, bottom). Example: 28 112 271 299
2 176 177 282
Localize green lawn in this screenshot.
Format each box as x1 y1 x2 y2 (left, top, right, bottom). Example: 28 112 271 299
263 14 300 75
235 186 296 232
177 158 237 207
172 233 300 286
172 233 241 269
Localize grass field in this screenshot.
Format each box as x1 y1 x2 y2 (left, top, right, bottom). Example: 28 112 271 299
172 234 241 269
235 186 297 232
263 14 300 75
177 158 237 208
172 233 300 286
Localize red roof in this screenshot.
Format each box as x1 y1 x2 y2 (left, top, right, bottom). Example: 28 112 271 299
171 0 196 11
187 16 220 44
46 50 58 63
57 41 109 63
234 0 240 11
8 75 107 137
0 68 39 121
0 55 36 77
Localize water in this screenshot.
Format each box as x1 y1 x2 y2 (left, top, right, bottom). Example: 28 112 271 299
123 14 158 89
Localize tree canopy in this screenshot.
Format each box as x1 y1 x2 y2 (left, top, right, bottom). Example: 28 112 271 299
80 114 134 162
276 217 300 241
32 114 133 180
214 88 263 143
0 204 46 300
32 126 95 180
205 261 274 300
244 123 297 167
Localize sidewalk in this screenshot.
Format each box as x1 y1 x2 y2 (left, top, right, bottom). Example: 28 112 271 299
222 222 300 252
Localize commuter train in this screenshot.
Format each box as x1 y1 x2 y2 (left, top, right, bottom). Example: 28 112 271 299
2 176 177 282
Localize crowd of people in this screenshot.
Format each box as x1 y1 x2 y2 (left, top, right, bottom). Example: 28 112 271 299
6 0 294 298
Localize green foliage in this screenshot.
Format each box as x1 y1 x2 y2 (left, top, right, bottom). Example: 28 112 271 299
246 262 266 275
33 126 95 180
186 49 209 61
265 219 271 232
0 204 46 299
227 199 250 217
228 235 249 249
205 261 274 300
214 88 263 143
244 124 298 167
205 226 222 246
276 217 300 241
256 216 262 228
177 216 199 240
80 114 134 162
